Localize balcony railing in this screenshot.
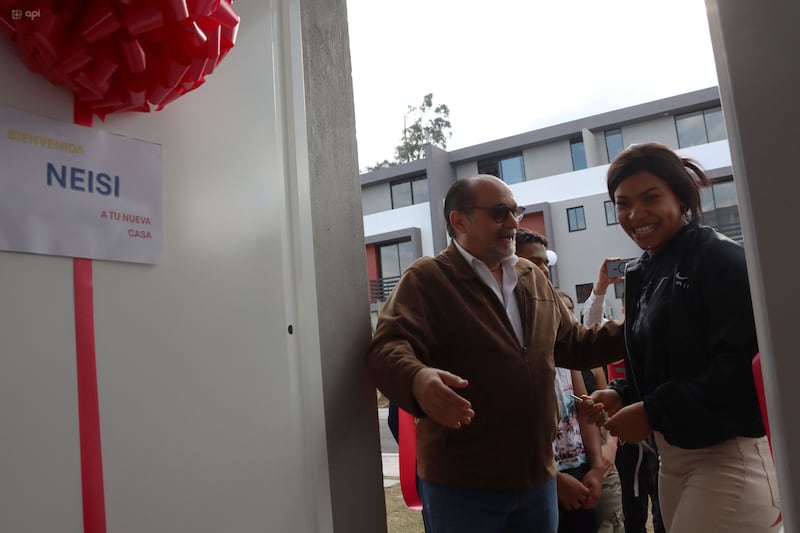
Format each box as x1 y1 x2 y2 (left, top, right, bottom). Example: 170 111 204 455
369 275 401 304
715 221 743 245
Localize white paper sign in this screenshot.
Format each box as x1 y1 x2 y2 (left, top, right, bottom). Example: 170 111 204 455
0 106 163 264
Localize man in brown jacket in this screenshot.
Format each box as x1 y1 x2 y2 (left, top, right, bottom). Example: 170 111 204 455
367 175 624 533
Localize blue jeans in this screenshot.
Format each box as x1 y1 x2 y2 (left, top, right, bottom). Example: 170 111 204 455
418 477 558 533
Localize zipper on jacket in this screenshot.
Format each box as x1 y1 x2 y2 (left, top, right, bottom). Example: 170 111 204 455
522 344 537 395
623 266 642 398
517 282 537 403
521 291 536 392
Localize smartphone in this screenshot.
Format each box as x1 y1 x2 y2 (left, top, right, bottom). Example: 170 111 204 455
606 258 635 278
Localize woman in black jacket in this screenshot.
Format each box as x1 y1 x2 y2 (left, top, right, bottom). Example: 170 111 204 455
588 143 780 532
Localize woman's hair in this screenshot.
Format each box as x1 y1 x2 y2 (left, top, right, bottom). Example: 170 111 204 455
607 142 711 220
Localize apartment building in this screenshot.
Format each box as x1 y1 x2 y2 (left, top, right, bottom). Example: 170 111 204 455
362 87 740 319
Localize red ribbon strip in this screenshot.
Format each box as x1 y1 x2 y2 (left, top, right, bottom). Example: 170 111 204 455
752 354 781 527
73 101 107 533
399 408 422 510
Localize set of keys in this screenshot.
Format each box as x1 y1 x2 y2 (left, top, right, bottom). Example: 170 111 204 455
571 394 610 422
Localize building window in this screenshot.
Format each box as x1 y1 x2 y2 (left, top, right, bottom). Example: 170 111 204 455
604 200 618 225
675 106 727 148
700 178 742 243
703 179 738 210
575 283 594 304
378 240 415 279
390 175 428 209
567 206 587 232
605 129 624 162
477 153 525 184
570 138 587 170
371 240 415 302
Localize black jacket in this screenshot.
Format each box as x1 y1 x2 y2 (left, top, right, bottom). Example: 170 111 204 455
610 219 764 449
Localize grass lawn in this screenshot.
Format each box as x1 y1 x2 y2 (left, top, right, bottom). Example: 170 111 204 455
384 482 425 533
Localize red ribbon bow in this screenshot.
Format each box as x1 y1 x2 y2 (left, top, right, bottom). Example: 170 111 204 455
1 0 239 119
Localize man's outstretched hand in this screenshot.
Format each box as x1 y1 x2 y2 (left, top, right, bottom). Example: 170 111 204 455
411 368 475 429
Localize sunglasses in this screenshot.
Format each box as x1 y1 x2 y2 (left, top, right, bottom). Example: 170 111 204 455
465 204 526 223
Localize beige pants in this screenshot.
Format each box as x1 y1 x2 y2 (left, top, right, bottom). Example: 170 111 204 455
655 433 781 533
597 466 624 533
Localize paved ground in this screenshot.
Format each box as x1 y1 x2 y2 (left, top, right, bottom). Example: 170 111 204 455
377 408 398 453
382 454 399 487
378 408 400 486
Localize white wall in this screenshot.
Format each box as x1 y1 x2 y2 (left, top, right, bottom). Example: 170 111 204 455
93 6 313 527
550 192 642 318
0 2 380 532
523 139 574 179
456 160 478 180
621 116 678 149
363 202 435 256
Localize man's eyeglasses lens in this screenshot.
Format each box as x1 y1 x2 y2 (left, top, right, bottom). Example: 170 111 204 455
467 205 526 223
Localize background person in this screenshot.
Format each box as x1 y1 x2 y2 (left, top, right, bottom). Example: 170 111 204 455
554 291 605 533
514 228 551 276
581 259 662 533
368 175 625 533
589 143 780 532
519 229 622 533
516 231 607 533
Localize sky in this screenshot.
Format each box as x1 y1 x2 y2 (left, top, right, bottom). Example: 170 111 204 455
346 0 720 171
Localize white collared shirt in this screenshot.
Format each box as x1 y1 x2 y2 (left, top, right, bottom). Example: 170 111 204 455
453 240 524 347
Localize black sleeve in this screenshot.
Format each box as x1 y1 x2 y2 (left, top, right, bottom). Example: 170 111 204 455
608 377 637 406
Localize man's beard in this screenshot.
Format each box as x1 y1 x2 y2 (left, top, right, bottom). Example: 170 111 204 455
489 229 516 259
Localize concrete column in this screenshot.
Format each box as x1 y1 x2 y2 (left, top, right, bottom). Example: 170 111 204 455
294 0 387 531
581 128 601 168
706 1 800 528
425 144 457 254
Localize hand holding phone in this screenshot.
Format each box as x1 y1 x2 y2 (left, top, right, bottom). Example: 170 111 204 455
605 258 634 278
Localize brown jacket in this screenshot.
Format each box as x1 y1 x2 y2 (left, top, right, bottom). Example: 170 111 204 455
367 242 624 489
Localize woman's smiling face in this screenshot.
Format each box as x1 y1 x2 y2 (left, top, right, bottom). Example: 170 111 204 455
614 171 685 255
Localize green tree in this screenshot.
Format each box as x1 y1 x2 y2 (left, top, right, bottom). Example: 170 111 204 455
368 93 452 171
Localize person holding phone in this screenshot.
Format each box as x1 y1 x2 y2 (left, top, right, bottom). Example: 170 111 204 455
587 143 780 532
582 259 665 533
